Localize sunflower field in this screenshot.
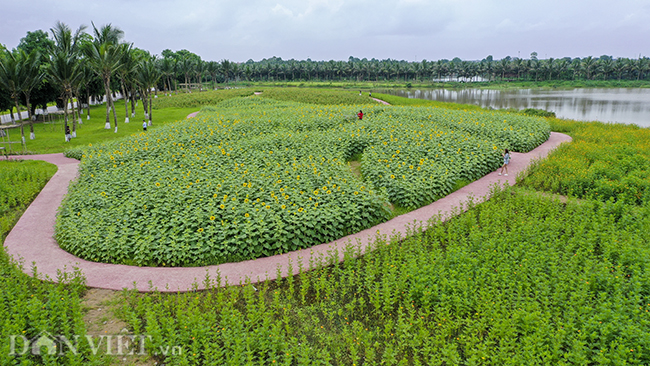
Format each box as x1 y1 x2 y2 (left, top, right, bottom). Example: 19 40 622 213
58 96 549 266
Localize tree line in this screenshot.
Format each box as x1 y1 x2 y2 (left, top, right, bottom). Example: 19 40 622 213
2 22 650 144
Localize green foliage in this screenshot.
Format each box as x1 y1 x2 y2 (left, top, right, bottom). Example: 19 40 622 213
360 106 549 208
0 160 97 365
0 160 57 233
118 190 650 365
260 88 375 105
152 89 254 109
521 108 556 118
55 97 548 266
522 121 650 204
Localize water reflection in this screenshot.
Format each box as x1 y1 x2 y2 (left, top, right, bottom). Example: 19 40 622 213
381 88 650 127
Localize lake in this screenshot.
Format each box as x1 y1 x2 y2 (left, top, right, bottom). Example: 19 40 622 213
379 88 650 127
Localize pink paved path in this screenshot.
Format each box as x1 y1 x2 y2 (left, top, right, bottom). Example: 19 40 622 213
4 133 571 292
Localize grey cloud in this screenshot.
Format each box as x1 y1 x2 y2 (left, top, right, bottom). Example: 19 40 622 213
0 0 648 62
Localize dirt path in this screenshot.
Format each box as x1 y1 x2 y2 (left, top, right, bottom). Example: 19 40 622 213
4 134 571 292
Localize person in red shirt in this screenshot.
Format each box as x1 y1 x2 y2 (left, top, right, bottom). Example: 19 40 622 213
357 110 363 120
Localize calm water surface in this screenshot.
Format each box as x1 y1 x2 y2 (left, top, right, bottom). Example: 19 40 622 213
381 88 650 127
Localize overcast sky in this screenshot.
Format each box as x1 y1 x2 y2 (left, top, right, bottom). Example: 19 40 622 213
2 0 649 62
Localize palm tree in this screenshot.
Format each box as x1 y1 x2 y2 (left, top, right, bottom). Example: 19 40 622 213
0 50 28 147
115 44 138 122
613 58 630 80
580 56 597 80
220 59 232 84
542 58 556 80
0 49 43 144
555 59 569 80
48 51 81 140
496 59 509 80
631 57 650 80
136 57 161 125
178 56 194 91
159 57 176 93
598 58 614 80
49 22 87 137
76 61 95 121
83 22 124 132
18 50 43 140
194 59 205 90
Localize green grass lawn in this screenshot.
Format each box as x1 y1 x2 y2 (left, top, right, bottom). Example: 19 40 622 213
4 98 197 155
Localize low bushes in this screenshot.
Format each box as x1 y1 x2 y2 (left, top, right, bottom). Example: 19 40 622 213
119 189 650 365
0 160 95 365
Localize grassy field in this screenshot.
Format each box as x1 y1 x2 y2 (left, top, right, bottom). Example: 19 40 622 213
2 88 650 364
2 98 196 155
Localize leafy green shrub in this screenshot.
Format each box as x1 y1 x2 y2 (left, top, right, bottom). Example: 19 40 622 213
0 160 58 224
521 108 556 118
0 160 96 365
523 121 650 204
64 146 85 160
119 190 650 365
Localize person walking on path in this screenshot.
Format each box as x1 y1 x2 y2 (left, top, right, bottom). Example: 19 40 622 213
142 120 147 131
65 125 71 142
499 149 510 176
357 110 363 120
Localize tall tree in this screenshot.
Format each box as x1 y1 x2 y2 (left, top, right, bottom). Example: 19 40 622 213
17 29 57 122
179 55 194 91
20 50 44 140
0 50 42 146
83 22 124 132
116 43 136 122
581 56 597 80
48 21 87 138
220 59 232 84
136 57 161 125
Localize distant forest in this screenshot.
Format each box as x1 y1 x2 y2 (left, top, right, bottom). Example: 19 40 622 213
223 53 650 84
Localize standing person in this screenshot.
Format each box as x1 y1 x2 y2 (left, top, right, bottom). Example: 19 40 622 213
499 149 510 176
142 119 147 131
369 91 372 97
359 90 362 96
65 125 71 142
357 110 363 120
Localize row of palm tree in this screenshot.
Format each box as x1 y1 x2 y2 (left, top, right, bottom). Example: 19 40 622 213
0 21 162 145
0 49 41 143
153 54 650 93
227 56 650 83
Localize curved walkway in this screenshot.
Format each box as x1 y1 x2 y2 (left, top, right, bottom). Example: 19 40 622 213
4 133 571 292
